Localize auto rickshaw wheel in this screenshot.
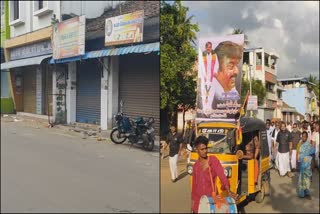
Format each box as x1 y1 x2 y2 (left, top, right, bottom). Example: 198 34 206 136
255 185 265 203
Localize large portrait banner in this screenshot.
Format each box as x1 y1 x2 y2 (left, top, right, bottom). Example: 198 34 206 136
196 34 244 122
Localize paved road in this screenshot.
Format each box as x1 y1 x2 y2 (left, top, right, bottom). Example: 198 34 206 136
1 119 159 213
160 154 319 213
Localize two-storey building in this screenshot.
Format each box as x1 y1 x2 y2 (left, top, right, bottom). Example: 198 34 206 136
242 47 279 121
1 1 160 132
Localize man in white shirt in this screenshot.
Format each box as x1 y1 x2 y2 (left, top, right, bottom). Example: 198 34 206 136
202 42 217 84
272 122 281 168
266 120 274 166
311 122 319 170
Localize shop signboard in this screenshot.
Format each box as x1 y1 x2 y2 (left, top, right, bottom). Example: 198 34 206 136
10 40 52 61
105 10 144 46
247 95 258 110
52 15 85 59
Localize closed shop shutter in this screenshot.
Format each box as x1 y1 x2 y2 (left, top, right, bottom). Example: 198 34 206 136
23 68 36 114
76 59 101 124
119 53 160 133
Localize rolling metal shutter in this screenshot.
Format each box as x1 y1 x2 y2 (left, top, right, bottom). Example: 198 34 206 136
119 53 160 133
76 59 101 124
23 68 37 114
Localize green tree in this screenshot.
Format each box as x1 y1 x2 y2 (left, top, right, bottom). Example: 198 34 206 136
307 74 320 101
241 78 267 106
232 28 249 46
160 0 199 136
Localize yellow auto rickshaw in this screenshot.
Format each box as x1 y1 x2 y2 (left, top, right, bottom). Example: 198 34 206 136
187 117 271 211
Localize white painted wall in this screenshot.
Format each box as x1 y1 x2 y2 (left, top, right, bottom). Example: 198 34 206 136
9 1 31 37
66 62 77 124
61 1 122 19
32 1 61 31
105 56 119 130
10 0 120 38
101 58 109 130
101 56 120 130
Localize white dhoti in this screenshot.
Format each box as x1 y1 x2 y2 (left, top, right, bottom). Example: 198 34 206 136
273 143 279 167
290 149 297 169
276 152 291 176
169 154 179 180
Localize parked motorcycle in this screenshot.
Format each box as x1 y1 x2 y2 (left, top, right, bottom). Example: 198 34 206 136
110 100 155 151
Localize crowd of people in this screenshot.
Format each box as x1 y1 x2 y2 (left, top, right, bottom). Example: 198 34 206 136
161 118 319 211
265 119 319 199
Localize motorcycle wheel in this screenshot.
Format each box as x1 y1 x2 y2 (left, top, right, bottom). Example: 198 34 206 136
143 139 154 151
110 128 127 144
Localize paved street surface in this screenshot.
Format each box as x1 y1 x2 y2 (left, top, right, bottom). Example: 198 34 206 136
161 154 319 213
1 117 159 213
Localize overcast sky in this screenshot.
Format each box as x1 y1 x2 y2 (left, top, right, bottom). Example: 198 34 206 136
182 1 319 79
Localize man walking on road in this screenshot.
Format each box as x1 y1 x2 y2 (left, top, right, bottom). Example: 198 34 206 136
191 136 238 213
272 122 281 168
291 123 302 172
184 120 196 164
266 120 274 166
276 122 294 177
166 124 183 183
311 122 319 171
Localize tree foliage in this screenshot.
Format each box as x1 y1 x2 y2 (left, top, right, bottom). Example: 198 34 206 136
307 74 320 101
232 28 249 47
160 0 199 131
241 78 267 106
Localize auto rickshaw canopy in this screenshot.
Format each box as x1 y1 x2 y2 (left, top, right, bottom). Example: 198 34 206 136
240 117 266 133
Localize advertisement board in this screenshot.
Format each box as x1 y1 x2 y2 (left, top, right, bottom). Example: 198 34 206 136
105 10 144 46
196 34 244 122
247 95 258 110
52 15 85 59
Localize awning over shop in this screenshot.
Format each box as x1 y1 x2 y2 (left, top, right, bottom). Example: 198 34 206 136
49 42 160 64
85 42 160 59
49 55 84 64
1 54 52 71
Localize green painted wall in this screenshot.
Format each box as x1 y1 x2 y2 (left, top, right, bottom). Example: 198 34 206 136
1 1 14 114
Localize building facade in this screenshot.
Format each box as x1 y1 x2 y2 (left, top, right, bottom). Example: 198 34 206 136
1 1 160 133
278 77 319 122
242 47 279 121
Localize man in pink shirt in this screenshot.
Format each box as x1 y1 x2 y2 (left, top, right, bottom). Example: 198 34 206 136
191 136 238 213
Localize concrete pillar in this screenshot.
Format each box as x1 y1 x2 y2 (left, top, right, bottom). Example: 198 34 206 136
66 62 77 124
101 58 110 130
52 70 57 123
100 56 119 130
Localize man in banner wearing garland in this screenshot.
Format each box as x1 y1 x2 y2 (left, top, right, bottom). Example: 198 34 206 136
196 38 243 120
211 41 243 119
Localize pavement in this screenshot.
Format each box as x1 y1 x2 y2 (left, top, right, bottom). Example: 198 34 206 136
1 114 159 213
160 152 320 213
1 114 160 149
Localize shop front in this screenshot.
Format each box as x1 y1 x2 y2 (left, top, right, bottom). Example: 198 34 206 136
1 39 53 118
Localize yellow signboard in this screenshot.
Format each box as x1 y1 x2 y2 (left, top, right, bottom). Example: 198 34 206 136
105 10 144 46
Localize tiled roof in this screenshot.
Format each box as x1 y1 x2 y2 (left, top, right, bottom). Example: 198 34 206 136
86 1 159 33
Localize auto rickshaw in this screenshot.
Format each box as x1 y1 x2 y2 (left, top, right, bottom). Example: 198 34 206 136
187 117 271 211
